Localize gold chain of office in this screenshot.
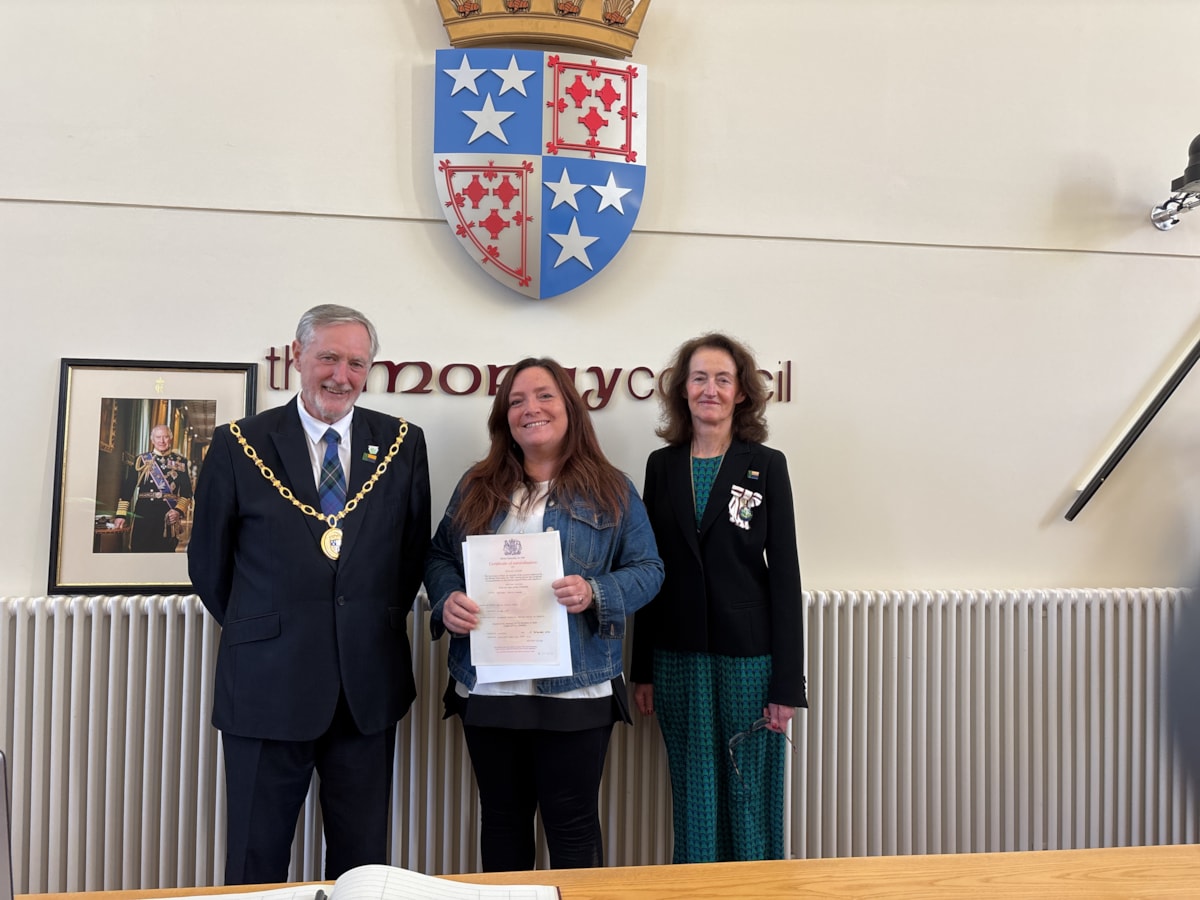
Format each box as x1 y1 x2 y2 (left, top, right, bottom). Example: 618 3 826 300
228 419 408 560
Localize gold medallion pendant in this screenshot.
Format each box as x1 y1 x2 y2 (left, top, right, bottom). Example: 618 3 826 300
320 526 343 560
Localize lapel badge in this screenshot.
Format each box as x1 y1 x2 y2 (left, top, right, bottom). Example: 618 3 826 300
433 1 652 299
728 485 763 530
363 444 379 462
746 468 760 480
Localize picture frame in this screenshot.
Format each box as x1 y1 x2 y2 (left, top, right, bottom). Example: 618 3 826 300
49 358 258 595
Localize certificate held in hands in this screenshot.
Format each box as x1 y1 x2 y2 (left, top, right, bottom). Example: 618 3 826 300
464 531 573 682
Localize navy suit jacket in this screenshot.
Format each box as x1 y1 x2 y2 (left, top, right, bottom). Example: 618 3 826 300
631 440 807 708
188 398 431 741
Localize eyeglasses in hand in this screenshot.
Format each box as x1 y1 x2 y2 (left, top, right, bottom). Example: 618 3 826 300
727 716 798 781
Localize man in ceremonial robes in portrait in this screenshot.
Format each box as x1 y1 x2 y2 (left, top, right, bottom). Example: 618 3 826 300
188 304 432 885
115 424 193 552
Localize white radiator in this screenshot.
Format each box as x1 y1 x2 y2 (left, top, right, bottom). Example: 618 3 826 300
1 590 1196 893
798 589 1198 858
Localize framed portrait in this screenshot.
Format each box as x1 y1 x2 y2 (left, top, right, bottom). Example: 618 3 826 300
49 358 258 594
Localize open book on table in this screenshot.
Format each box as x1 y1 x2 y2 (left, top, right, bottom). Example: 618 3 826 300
185 863 561 900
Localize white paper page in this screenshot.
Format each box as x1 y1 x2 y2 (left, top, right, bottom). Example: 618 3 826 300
145 888 324 900
149 866 560 900
332 863 559 900
465 532 568 673
475 537 572 683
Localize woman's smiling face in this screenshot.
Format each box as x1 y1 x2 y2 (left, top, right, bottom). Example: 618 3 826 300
507 366 569 462
685 346 745 432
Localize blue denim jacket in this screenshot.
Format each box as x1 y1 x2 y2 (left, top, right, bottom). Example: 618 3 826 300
425 474 664 693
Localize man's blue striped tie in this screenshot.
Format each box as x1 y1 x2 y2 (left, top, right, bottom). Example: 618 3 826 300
319 428 346 516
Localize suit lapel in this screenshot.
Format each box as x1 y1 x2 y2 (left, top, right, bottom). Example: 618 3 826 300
698 441 752 539
664 443 703 559
337 412 386 567
346 414 375 497
269 399 334 567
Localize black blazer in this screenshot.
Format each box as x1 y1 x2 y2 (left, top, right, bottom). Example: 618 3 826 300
631 440 807 708
188 398 431 741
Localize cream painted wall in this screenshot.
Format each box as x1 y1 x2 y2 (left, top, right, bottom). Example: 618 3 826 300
3 1 1200 598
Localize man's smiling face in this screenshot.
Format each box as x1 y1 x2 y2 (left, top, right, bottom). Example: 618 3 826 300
292 321 373 424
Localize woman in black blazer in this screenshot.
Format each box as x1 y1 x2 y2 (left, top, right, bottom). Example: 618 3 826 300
631 332 807 863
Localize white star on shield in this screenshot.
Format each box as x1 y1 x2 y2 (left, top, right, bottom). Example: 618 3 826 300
548 217 599 270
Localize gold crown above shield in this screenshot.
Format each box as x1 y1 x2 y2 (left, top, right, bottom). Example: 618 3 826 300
435 0 651 59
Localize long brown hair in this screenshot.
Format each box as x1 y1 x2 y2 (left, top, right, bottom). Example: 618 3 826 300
451 357 629 536
656 333 770 446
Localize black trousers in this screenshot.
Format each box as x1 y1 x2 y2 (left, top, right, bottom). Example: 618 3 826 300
221 693 396 885
462 722 614 872
130 498 177 552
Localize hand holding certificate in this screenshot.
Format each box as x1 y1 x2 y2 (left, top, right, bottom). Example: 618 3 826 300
464 531 573 682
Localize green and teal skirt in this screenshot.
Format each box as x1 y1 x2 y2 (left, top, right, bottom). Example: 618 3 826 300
653 649 787 863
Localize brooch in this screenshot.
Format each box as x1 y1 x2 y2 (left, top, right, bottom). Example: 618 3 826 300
728 485 763 530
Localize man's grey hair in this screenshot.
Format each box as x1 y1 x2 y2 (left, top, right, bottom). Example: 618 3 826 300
295 304 380 361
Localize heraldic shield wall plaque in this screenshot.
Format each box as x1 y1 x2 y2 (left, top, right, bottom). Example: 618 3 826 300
434 44 648 299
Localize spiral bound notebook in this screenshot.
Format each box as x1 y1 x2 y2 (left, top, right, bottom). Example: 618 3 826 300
0 751 12 900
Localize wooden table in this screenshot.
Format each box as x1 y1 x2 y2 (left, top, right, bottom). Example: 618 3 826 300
21 845 1200 900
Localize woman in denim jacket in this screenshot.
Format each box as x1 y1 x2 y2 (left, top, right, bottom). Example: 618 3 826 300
425 357 663 872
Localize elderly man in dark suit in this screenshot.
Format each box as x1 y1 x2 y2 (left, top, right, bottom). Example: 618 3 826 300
188 304 431 885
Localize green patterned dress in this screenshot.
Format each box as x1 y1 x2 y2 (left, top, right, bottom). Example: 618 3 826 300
652 454 787 862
